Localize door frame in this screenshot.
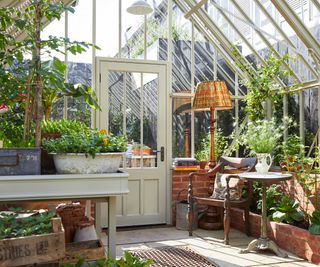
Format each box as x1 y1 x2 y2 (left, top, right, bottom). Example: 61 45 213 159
94 57 172 225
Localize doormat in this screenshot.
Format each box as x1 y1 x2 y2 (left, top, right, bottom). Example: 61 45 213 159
133 246 219 267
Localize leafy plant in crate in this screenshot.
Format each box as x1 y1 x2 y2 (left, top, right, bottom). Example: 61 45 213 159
0 210 55 239
0 209 65 266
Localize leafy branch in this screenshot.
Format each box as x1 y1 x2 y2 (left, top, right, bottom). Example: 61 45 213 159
232 47 295 120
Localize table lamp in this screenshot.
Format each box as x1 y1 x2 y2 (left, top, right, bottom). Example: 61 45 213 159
193 80 232 167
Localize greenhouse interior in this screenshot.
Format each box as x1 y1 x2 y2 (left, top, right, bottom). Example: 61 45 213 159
0 0 320 266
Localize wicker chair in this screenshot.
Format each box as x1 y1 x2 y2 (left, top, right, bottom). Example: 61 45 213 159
188 156 257 245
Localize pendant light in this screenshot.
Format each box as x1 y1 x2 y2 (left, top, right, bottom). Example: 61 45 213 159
127 0 153 15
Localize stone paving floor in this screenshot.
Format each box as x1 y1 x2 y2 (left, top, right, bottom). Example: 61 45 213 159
102 226 318 267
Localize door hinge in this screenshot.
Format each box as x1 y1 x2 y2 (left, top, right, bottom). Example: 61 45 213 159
99 73 101 83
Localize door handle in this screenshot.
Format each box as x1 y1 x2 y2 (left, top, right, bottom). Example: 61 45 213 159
153 146 165 162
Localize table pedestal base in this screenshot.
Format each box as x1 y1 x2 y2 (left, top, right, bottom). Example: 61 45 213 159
240 237 288 258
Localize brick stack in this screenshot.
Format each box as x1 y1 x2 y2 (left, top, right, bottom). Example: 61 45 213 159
56 203 86 243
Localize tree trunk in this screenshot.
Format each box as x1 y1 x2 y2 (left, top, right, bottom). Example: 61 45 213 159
34 2 43 147
44 105 52 120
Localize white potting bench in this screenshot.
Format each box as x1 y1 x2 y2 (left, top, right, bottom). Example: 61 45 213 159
0 172 129 258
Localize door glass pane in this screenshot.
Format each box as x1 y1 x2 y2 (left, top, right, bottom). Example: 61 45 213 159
108 71 124 135
143 73 158 168
108 71 125 167
126 72 142 168
108 70 159 169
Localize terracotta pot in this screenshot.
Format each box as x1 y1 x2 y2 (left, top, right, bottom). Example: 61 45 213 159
132 148 151 155
199 161 207 169
143 148 151 155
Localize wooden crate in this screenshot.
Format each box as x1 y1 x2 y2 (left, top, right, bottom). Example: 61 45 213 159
61 240 105 263
0 217 65 267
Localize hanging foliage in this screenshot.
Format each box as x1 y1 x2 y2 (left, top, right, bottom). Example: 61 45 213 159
232 47 296 120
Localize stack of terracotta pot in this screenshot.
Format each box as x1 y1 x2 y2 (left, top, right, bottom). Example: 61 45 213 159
56 203 86 243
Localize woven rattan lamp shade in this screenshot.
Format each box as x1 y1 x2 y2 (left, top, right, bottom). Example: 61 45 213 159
193 80 232 110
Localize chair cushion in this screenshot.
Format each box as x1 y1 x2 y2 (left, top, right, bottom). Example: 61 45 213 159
211 173 244 201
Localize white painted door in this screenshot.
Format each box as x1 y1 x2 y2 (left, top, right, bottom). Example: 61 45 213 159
96 58 167 226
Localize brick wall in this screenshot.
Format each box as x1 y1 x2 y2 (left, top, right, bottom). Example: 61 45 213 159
231 208 320 265
280 174 320 213
171 169 210 225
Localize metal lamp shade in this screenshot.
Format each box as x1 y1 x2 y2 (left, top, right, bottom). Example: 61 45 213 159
127 1 153 15
193 80 232 111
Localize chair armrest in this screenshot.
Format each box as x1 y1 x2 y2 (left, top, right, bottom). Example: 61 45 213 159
188 163 222 188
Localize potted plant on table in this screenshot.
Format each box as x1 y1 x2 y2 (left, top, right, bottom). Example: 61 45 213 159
42 127 127 174
241 119 282 173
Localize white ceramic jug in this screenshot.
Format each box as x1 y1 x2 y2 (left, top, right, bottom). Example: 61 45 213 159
255 153 272 173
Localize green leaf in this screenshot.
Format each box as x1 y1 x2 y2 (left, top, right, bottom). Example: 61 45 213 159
309 224 320 235
291 211 304 222
272 211 286 222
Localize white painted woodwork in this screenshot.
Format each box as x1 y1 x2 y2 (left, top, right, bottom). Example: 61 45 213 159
96 58 167 226
0 172 129 258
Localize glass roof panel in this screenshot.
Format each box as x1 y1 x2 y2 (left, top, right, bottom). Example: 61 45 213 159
189 0 320 87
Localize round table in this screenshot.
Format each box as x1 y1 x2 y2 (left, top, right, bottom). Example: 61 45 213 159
238 172 292 258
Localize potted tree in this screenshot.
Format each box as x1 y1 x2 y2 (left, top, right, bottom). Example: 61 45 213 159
0 1 99 175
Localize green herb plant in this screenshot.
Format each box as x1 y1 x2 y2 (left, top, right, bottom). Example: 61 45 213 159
240 119 282 155
195 128 228 162
42 128 127 158
61 251 152 267
252 184 282 216
309 209 320 235
271 195 304 224
0 211 55 240
278 134 305 168
41 119 88 135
